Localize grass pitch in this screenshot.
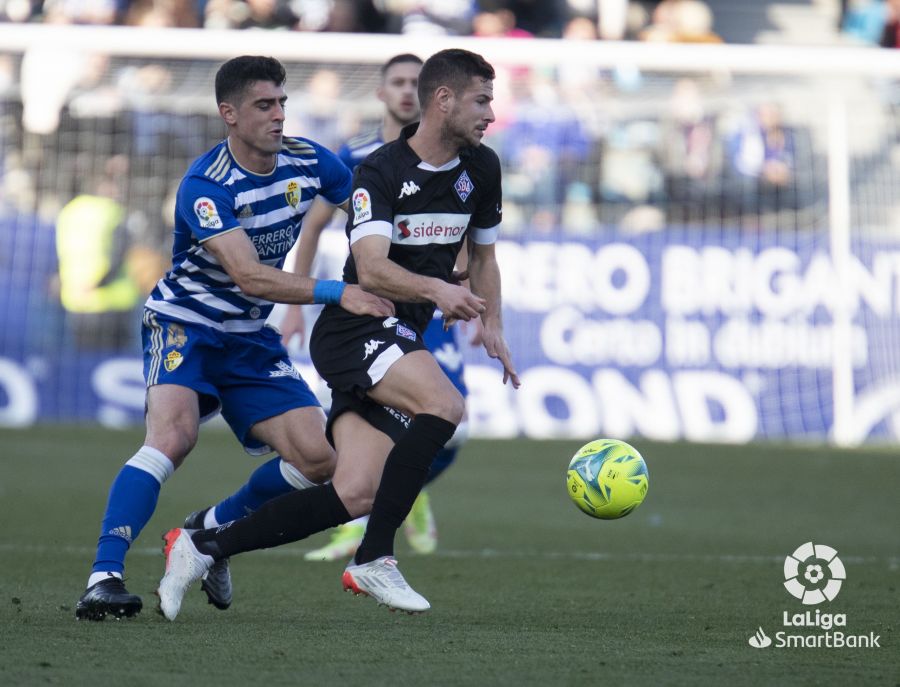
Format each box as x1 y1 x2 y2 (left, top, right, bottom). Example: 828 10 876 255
0 427 897 686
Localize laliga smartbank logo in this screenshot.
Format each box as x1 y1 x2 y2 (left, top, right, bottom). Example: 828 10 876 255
783 541 844 604
748 542 881 650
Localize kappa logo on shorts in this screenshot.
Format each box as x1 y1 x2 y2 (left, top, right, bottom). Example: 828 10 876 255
363 339 385 360
454 170 474 202
164 350 184 372
269 360 301 380
396 324 416 341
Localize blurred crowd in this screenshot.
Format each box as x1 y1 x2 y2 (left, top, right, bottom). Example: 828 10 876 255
1 1 899 355
3 0 900 45
0 0 723 42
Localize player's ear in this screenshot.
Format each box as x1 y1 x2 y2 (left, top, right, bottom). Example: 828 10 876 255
219 101 237 125
435 86 453 113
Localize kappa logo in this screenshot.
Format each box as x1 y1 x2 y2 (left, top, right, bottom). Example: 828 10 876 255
398 180 420 199
269 360 300 380
363 339 385 360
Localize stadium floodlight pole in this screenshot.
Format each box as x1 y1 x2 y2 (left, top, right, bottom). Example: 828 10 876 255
827 92 854 447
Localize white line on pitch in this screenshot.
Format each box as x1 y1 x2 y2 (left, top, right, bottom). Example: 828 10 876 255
0 543 897 568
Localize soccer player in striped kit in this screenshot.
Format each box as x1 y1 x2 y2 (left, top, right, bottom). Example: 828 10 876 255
75 55 393 621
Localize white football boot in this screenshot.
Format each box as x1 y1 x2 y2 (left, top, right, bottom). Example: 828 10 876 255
342 556 431 613
157 528 213 621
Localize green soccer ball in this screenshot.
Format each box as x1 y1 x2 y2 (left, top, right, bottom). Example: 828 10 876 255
566 439 649 520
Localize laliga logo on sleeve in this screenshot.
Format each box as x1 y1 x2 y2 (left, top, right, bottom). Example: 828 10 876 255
194 197 222 229
352 188 372 224
783 542 845 605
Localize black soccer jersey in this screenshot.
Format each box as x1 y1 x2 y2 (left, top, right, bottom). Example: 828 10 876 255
342 123 502 331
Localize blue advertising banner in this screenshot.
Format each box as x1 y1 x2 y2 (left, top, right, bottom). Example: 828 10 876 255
3 224 900 444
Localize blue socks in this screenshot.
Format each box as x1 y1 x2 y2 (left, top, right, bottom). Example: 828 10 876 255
91 446 174 581
211 457 313 525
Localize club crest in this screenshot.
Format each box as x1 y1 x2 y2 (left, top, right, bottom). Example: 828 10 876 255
454 170 474 202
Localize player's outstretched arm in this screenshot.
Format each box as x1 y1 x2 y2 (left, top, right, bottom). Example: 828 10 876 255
351 234 485 321
204 227 393 315
468 241 520 388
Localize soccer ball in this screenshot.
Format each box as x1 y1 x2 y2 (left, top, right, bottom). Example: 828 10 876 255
566 439 649 519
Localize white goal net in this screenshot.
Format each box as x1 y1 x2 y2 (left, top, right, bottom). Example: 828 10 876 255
1 25 899 445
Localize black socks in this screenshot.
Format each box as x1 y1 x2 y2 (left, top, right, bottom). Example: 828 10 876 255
192 482 350 560
354 413 456 564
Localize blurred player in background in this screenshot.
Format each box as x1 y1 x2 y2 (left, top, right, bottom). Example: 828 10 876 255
280 53 481 562
74 55 392 621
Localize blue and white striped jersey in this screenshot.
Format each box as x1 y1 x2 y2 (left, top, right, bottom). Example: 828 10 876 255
145 137 351 332
337 128 384 172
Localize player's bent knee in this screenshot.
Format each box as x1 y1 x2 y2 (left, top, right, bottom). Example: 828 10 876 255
284 452 335 484
146 423 197 465
332 478 375 518
279 439 336 482
421 390 465 426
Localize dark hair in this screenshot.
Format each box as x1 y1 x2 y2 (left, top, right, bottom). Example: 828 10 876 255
381 53 423 77
215 56 286 105
417 49 495 111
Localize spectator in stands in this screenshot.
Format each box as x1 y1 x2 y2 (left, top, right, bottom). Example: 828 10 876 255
285 68 352 151
640 0 723 43
472 7 533 37
501 69 592 233
381 0 475 35
123 0 201 27
660 78 720 210
724 102 796 219
841 0 889 45
42 0 117 24
55 155 154 351
202 0 298 30
881 0 900 46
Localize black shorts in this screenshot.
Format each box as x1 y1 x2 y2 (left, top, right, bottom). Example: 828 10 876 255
309 307 427 444
324 389 412 446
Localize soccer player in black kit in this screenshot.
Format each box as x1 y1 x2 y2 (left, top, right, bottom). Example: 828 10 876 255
157 48 520 618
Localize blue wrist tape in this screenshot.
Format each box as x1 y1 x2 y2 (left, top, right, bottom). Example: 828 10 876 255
313 280 346 305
